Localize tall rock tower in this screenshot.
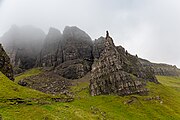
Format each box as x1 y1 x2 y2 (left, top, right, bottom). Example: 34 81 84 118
90 31 148 96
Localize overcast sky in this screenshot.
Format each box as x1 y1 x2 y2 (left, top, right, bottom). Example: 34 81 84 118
0 0 180 67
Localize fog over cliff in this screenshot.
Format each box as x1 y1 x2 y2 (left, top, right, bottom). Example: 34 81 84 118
0 0 180 67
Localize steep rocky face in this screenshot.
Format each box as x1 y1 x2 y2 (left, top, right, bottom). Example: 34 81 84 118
0 44 14 80
56 26 93 79
116 46 158 83
93 37 105 59
37 27 62 67
55 59 92 79
0 25 45 73
62 26 93 62
90 32 148 96
37 26 93 79
92 36 158 83
139 58 180 76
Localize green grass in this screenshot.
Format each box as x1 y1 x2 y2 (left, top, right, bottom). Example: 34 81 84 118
156 76 180 91
0 72 49 99
0 71 180 119
15 68 42 83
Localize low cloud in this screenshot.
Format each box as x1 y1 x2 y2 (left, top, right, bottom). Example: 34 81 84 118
0 0 180 67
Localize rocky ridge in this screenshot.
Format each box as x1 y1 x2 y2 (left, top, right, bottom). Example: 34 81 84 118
1 26 161 96
90 32 149 96
37 26 93 79
139 58 180 76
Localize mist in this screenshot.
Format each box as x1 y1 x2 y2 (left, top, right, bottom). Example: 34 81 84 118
0 0 180 67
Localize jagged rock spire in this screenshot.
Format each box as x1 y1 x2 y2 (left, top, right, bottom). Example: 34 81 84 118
90 32 148 96
106 31 109 39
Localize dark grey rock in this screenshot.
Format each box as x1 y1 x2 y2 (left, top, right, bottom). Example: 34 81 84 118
0 44 14 80
139 58 180 76
90 32 148 96
37 27 62 67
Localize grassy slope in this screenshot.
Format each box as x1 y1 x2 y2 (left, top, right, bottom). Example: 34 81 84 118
15 68 42 83
0 71 48 99
0 69 180 120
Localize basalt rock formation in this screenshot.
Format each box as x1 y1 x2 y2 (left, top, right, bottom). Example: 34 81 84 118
37 27 158 83
116 46 158 83
18 71 71 94
93 36 106 59
37 26 93 79
11 26 159 96
37 27 62 67
139 58 180 76
90 32 148 96
0 25 45 74
0 44 14 80
92 36 158 83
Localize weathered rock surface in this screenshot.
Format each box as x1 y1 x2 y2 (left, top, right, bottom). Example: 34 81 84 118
92 36 158 83
18 71 71 94
90 32 148 96
55 59 92 79
37 26 93 79
62 26 93 62
93 37 106 59
0 25 45 73
37 27 62 67
0 44 14 80
139 58 180 76
116 46 158 83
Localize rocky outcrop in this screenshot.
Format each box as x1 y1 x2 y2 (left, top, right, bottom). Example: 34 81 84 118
37 26 93 79
90 32 148 96
92 35 158 83
18 71 71 94
93 37 106 59
62 26 93 62
139 58 180 76
37 27 62 67
0 44 14 80
0 25 45 73
55 59 92 79
116 46 158 83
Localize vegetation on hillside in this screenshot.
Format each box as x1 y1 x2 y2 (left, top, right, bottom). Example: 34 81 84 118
0 70 179 120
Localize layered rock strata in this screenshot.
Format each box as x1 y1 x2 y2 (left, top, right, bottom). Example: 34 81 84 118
90 32 148 96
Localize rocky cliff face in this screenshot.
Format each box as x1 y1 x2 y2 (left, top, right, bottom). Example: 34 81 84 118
36 27 159 83
116 46 158 83
90 32 148 96
139 58 180 76
37 27 62 67
0 44 14 80
37 26 93 79
92 36 158 83
0 25 45 73
93 37 106 59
